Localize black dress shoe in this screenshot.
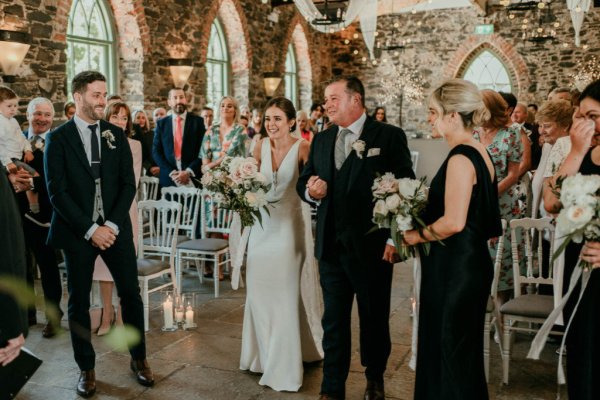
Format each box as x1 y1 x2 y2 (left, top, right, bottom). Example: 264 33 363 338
130 359 154 387
364 380 385 400
42 321 59 338
76 370 96 398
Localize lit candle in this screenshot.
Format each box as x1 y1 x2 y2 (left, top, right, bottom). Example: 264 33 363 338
163 295 174 328
175 309 184 323
185 305 194 326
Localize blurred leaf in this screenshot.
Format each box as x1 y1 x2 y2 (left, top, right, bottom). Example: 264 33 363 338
102 324 142 352
0 275 36 309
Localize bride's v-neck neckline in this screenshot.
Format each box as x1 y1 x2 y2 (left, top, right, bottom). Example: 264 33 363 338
269 139 300 174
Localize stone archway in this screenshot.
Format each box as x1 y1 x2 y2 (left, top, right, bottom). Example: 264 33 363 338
443 34 530 99
53 0 150 107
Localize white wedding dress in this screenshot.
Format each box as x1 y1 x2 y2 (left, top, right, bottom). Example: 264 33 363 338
240 138 323 392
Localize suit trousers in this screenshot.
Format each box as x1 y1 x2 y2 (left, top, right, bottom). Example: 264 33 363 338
318 242 393 399
63 234 145 370
23 219 63 321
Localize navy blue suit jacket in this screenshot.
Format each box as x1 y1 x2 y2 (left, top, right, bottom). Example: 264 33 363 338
152 113 205 187
44 119 136 250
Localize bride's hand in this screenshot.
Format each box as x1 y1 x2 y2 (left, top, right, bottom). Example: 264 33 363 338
403 230 420 246
580 241 600 269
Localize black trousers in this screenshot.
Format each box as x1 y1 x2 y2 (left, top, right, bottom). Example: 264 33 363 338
318 243 393 399
63 234 145 370
23 219 63 322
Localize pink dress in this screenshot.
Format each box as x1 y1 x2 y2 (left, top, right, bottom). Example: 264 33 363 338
93 138 142 281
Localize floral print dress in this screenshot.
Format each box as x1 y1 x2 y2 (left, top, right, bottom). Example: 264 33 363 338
474 126 525 292
199 123 248 162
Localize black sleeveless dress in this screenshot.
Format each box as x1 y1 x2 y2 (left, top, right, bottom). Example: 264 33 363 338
563 148 600 400
414 145 502 400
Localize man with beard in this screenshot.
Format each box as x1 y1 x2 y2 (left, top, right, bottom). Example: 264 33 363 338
152 88 205 187
44 71 153 397
17 97 64 338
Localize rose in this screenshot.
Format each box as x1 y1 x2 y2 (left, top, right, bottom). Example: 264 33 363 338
566 204 594 227
238 158 258 179
385 193 401 212
245 189 267 208
230 169 244 185
373 174 399 197
398 178 421 199
396 214 413 231
373 199 388 217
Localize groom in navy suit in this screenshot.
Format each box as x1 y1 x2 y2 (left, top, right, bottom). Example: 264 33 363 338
152 87 205 188
45 71 153 397
297 76 414 400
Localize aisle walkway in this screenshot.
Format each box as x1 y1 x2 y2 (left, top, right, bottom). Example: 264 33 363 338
19 262 565 399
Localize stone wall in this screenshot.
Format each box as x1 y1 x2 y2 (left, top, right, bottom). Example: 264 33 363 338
327 3 600 134
0 0 330 124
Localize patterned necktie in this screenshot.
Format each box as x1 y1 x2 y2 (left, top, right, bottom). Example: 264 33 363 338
335 128 352 170
89 124 100 179
174 116 183 160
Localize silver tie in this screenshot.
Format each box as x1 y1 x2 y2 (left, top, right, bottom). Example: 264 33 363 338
335 128 352 170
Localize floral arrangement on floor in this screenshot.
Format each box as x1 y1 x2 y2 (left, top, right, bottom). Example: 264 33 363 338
200 156 271 228
552 173 600 269
371 173 432 260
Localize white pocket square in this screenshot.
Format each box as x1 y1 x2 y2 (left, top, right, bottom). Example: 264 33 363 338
367 148 380 157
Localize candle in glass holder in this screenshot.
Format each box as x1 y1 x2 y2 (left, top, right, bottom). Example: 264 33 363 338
185 304 194 326
163 295 174 328
175 308 184 323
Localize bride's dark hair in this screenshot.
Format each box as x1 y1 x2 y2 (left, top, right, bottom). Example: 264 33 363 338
264 97 297 131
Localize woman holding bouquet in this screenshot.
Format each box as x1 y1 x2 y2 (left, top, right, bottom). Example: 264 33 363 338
239 97 323 391
404 79 502 399
543 79 600 399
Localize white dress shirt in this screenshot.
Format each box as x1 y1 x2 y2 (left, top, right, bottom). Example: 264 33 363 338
0 113 32 167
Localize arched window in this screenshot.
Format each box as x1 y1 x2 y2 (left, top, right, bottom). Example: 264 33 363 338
285 44 298 108
206 20 229 109
66 0 116 95
462 50 512 92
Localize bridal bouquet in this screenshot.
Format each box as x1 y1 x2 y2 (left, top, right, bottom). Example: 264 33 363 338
371 173 430 260
552 173 600 269
200 156 271 227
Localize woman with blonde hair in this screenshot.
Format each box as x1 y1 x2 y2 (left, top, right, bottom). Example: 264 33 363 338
404 78 501 399
474 90 523 306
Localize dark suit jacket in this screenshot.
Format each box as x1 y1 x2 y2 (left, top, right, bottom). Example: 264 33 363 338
152 113 205 187
297 117 415 262
0 164 28 341
44 119 136 250
16 131 52 223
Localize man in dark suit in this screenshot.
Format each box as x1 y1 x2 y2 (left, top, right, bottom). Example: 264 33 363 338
17 97 64 339
297 76 414 400
45 71 153 397
152 88 205 187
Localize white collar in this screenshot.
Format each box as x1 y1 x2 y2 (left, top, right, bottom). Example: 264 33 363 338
339 112 367 136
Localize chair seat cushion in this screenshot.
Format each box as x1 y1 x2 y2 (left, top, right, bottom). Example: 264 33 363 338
500 294 554 318
177 238 228 252
137 259 170 276
143 235 189 246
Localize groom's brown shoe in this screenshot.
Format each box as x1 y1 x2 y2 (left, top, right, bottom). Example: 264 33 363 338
131 358 155 387
76 369 96 398
364 379 385 400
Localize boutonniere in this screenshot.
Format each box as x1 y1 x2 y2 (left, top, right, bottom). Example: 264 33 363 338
34 140 45 151
352 140 366 159
101 130 116 149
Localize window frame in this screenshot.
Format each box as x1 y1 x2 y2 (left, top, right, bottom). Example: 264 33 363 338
284 43 298 109
461 49 513 93
205 19 230 109
66 0 118 96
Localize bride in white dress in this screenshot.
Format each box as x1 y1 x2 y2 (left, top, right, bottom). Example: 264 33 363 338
240 97 323 391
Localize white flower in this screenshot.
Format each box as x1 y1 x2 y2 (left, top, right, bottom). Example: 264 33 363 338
352 140 366 159
396 214 413 231
373 199 388 217
101 130 116 149
245 189 268 209
200 172 213 186
566 204 594 227
398 178 421 199
255 173 267 184
34 140 44 150
238 158 258 180
385 194 401 212
561 174 600 206
372 173 399 197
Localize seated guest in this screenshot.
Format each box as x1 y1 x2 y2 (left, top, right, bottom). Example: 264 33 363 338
152 107 167 127
309 102 324 133
512 102 541 169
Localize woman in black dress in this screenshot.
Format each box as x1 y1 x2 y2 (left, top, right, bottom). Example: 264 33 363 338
404 79 502 400
543 79 600 400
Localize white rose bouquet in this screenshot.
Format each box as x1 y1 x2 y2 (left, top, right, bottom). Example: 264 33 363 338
200 156 271 227
371 173 432 260
552 173 600 269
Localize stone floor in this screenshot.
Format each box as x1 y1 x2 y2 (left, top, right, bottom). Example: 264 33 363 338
18 262 566 400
